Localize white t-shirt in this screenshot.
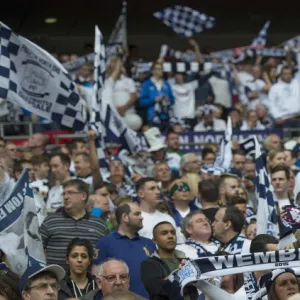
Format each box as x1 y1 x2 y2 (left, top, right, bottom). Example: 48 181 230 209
110 75 137 112
172 81 198 119
46 184 63 213
138 210 176 239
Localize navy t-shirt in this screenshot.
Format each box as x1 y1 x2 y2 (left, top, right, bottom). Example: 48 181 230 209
93 231 156 298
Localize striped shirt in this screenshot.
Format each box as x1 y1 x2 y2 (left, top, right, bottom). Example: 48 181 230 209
40 210 108 269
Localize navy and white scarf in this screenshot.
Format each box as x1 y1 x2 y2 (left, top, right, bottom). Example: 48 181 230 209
153 101 184 127
244 272 260 300
218 233 246 255
185 238 219 257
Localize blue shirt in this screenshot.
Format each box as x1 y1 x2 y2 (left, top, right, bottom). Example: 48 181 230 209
93 231 156 298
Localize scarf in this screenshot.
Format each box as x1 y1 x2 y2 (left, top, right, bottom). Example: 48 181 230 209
185 238 219 257
168 249 300 297
218 233 246 255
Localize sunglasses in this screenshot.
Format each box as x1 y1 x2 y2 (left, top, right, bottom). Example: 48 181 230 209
169 182 190 196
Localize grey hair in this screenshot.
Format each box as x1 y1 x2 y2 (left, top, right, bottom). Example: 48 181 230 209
180 153 195 174
181 210 205 238
97 258 130 276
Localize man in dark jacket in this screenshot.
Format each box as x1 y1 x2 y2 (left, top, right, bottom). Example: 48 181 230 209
140 221 198 300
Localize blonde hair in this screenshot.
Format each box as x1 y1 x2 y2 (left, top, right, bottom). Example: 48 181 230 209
181 173 201 199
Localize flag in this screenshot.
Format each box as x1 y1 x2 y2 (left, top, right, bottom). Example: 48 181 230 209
214 117 232 171
0 169 45 277
239 136 256 157
0 22 86 131
89 26 109 177
255 136 279 237
282 35 300 49
251 21 271 48
153 5 216 37
107 1 127 58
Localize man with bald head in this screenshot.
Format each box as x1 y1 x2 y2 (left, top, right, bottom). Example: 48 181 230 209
83 259 133 299
28 133 48 156
93 202 156 298
5 142 18 160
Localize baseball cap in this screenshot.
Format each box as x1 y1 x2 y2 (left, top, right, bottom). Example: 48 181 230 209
19 257 65 291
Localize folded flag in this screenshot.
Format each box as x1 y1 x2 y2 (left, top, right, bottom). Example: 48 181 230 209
0 22 86 131
154 5 215 37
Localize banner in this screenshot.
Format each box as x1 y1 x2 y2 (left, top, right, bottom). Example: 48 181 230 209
0 22 86 131
168 249 300 295
128 129 282 153
0 169 45 277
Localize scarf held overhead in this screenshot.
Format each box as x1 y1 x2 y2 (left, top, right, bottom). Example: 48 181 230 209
168 249 300 295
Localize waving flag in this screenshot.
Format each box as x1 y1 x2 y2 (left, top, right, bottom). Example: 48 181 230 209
0 22 86 130
89 26 109 177
282 35 300 49
154 5 216 37
255 136 279 237
0 169 45 277
107 1 127 58
251 21 271 48
214 117 232 171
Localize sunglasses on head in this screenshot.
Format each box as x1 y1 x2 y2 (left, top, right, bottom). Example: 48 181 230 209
169 182 190 196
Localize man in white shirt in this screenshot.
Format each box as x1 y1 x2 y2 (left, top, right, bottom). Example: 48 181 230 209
271 165 293 211
105 57 142 131
177 210 219 258
171 72 198 121
268 63 300 123
136 177 176 239
47 153 73 213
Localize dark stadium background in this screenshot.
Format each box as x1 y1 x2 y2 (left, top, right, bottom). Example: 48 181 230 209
1 0 299 58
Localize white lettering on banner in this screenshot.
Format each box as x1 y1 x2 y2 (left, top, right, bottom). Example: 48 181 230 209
279 250 296 262
236 254 253 267
0 208 7 221
3 193 23 214
208 255 234 269
180 135 190 151
254 252 276 264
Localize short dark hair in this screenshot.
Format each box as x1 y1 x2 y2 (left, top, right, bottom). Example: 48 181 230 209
115 203 131 226
50 152 71 166
152 221 173 238
166 130 178 138
223 206 244 233
66 238 93 260
0 270 21 300
233 149 246 157
22 271 57 291
62 179 89 201
202 148 216 160
250 234 278 253
75 152 89 162
270 165 290 180
198 180 219 203
228 195 247 206
31 155 49 166
135 177 156 192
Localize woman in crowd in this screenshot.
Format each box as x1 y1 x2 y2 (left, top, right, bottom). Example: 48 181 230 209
261 269 300 300
267 149 286 172
59 238 96 300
